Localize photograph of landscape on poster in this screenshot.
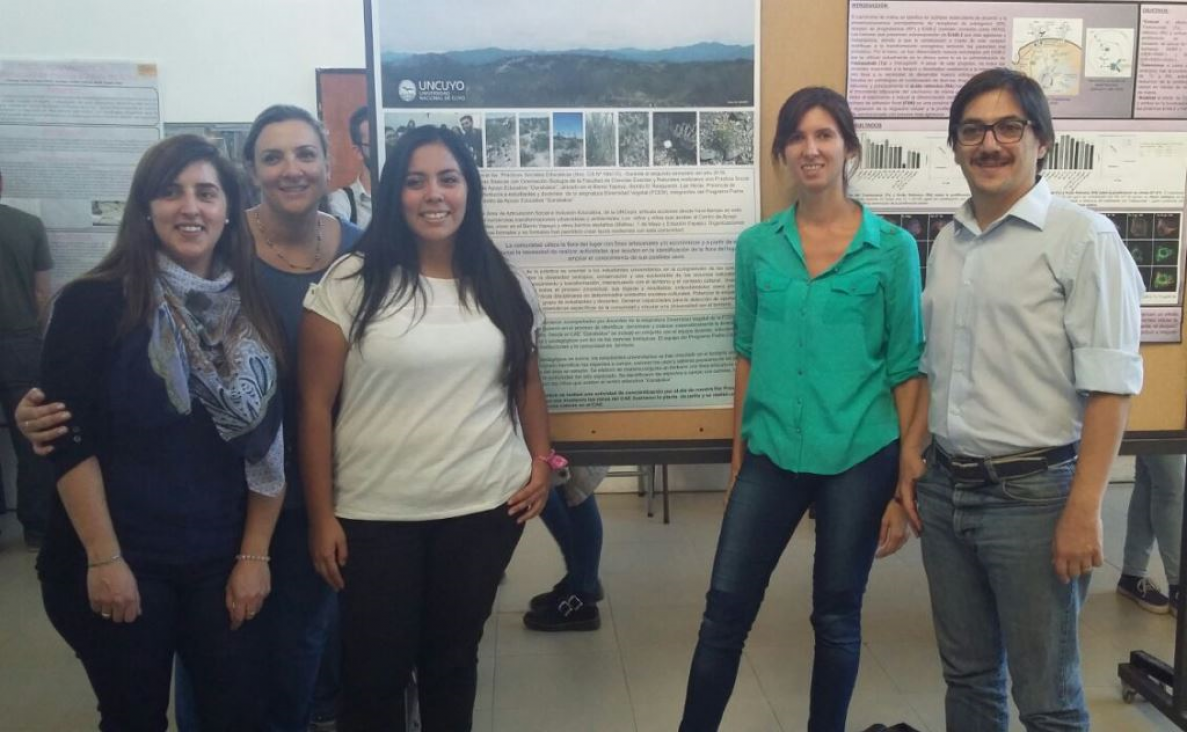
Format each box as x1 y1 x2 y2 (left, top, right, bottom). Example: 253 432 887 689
376 0 755 108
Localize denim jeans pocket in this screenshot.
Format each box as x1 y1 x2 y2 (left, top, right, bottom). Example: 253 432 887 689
999 461 1076 504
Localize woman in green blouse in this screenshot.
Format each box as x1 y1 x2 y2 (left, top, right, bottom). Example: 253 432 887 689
680 87 924 732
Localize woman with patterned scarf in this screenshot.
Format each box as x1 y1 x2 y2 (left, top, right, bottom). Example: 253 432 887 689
34 135 287 731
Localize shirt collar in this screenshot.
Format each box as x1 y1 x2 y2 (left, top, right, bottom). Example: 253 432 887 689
954 177 1052 236
773 203 885 251
352 178 371 202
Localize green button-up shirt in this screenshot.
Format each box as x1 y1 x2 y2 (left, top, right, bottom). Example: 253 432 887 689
736 204 923 475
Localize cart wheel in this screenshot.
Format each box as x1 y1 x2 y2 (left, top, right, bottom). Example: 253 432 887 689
1122 685 1138 704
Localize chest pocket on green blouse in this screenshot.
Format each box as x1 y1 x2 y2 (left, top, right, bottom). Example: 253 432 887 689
756 269 791 322
827 276 880 324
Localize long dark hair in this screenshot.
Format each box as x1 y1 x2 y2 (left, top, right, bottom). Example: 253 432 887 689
82 135 285 365
346 125 534 413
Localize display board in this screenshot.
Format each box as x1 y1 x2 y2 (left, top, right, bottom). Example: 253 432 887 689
0 61 162 293
364 0 1187 441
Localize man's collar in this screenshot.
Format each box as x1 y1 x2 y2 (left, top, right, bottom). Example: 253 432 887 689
955 178 1051 235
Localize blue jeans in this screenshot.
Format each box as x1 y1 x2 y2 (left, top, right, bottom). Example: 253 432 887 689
1123 454 1185 582
539 487 603 598
917 452 1089 732
176 508 336 732
680 443 899 732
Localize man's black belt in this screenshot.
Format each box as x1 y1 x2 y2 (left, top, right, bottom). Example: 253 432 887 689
932 443 1078 484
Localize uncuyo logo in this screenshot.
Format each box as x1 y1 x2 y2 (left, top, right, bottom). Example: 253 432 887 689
398 79 417 102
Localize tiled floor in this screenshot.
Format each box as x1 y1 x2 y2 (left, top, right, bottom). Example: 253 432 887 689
0 480 1182 731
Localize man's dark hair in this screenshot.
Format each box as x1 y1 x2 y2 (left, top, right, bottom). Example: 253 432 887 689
948 68 1055 172
349 106 370 147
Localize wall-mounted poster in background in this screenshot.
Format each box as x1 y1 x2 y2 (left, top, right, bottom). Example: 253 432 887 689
846 0 1187 342
0 61 161 292
368 0 761 411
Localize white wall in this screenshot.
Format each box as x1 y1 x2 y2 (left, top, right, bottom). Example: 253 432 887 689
0 0 367 122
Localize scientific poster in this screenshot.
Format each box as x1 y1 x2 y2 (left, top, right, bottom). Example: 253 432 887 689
369 0 761 411
846 1 1187 341
0 61 161 291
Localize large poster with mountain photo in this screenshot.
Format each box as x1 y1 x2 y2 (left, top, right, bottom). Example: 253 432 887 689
369 0 760 412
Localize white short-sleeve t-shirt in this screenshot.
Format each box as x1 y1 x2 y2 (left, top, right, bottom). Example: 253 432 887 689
303 254 543 521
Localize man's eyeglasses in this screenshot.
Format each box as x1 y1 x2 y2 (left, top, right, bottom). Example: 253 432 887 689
956 118 1031 146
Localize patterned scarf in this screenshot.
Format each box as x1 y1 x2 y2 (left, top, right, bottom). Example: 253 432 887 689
148 254 285 496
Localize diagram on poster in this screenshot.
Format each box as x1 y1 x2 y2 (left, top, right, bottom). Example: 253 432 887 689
1084 28 1135 78
1012 18 1083 96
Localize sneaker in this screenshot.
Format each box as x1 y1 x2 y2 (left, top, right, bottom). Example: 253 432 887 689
529 579 604 612
1117 574 1170 614
523 593 601 632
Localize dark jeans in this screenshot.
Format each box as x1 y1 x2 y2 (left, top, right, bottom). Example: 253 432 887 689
539 487 603 598
0 331 55 535
338 505 523 732
680 443 899 732
41 558 267 732
175 508 337 732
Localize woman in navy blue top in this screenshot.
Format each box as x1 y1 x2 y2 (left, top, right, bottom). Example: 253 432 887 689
37 135 288 731
20 106 363 731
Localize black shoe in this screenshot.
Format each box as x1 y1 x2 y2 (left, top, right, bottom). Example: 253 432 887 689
523 593 601 632
1117 574 1171 614
1171 585 1180 618
529 579 604 612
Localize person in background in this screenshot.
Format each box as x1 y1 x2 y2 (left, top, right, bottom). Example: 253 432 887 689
0 166 56 550
680 86 922 732
523 464 608 632
300 125 550 731
1118 454 1185 614
898 68 1143 731
328 106 373 229
458 115 484 168
37 134 286 730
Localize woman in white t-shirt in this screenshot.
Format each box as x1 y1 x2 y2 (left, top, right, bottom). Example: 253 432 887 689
299 125 552 732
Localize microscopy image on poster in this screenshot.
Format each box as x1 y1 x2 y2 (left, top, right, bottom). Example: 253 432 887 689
0 61 160 291
371 0 759 411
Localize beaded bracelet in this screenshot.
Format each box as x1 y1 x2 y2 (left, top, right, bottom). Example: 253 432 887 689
87 553 123 568
235 554 271 563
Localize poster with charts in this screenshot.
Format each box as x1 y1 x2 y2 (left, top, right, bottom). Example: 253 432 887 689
368 0 761 411
846 1 1187 340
